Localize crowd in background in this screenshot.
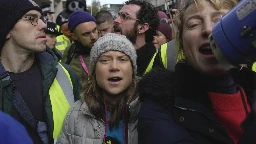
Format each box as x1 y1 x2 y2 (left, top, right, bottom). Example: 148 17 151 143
0 0 256 144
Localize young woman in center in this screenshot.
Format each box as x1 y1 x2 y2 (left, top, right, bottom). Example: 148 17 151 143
57 33 139 144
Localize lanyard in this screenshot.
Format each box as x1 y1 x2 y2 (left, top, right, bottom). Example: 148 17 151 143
79 55 89 76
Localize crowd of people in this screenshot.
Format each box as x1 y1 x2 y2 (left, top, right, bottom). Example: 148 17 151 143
0 0 255 144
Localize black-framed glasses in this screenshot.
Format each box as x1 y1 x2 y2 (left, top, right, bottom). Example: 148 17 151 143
21 14 47 26
118 12 140 22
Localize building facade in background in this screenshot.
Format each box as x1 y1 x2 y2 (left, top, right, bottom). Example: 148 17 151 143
148 0 183 14
34 0 66 23
102 4 123 18
33 0 184 22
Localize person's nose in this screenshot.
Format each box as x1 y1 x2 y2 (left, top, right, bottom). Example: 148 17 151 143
53 37 56 43
109 60 120 71
39 20 47 30
114 16 121 24
91 32 97 39
153 36 157 40
202 21 213 36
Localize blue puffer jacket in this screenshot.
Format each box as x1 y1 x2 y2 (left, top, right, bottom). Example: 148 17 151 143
0 111 32 144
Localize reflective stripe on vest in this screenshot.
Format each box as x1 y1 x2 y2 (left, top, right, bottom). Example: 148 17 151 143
252 62 256 72
144 53 157 74
49 63 74 139
56 35 71 54
160 43 168 69
160 40 177 71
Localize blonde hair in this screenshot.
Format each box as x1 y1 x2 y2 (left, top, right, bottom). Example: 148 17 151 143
175 0 238 61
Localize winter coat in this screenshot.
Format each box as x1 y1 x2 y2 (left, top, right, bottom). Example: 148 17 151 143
0 111 33 144
0 48 81 144
57 96 140 144
61 43 90 86
138 61 256 144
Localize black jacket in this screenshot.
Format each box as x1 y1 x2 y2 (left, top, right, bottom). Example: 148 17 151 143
138 62 256 144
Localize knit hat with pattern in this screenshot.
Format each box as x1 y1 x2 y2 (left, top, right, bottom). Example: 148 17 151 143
0 0 41 49
90 33 137 74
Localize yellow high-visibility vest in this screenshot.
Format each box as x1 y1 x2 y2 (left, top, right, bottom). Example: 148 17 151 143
144 53 157 74
145 39 182 74
49 63 74 140
252 62 256 72
56 35 71 55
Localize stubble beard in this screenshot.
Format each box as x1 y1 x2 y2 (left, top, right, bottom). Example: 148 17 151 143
123 27 138 45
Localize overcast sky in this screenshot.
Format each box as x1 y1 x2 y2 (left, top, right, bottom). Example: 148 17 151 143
87 0 126 6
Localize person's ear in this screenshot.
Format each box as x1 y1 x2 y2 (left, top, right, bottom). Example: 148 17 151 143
138 23 149 34
6 33 11 39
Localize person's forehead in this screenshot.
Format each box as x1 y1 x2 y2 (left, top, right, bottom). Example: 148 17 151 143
98 21 112 28
120 4 141 17
101 50 127 56
76 21 97 32
183 1 227 20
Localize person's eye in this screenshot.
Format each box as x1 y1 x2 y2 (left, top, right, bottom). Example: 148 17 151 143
123 13 129 20
213 16 222 24
100 59 109 63
92 29 97 33
120 57 129 62
187 21 201 29
30 16 37 22
83 33 90 36
25 16 33 21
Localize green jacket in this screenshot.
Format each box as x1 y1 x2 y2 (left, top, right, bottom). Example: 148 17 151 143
61 43 90 86
0 48 81 143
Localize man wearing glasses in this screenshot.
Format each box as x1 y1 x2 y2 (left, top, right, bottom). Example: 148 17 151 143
0 0 81 143
114 0 159 76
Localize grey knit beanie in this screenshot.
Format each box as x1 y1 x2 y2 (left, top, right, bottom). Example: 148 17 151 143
90 33 137 74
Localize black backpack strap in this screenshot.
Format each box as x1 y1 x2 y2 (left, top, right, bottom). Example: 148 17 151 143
0 62 38 130
12 89 38 130
66 44 77 65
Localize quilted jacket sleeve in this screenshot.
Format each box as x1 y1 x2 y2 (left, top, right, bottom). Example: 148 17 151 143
56 101 83 144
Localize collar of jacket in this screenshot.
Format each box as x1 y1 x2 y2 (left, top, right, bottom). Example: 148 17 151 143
73 41 91 55
36 48 59 143
127 96 140 123
80 96 140 123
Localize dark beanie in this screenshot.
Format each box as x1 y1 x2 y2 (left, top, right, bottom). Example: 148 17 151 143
68 10 96 32
0 0 41 49
157 23 172 40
